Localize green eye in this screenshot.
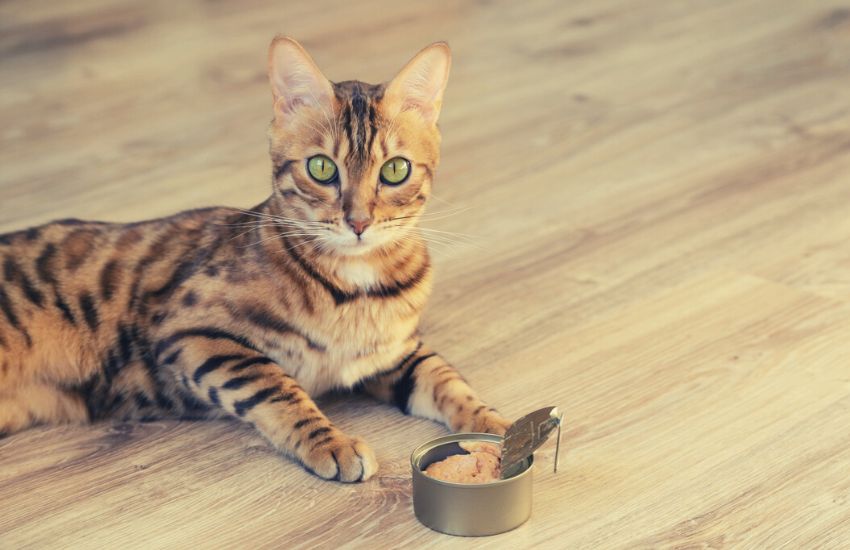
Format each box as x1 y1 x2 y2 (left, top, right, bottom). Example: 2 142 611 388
306 155 338 183
380 157 411 185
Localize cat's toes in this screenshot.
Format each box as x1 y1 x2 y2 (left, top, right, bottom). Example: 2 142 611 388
302 432 378 482
478 413 513 436
460 410 512 436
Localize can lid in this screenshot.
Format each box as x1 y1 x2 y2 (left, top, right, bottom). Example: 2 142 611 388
500 406 564 479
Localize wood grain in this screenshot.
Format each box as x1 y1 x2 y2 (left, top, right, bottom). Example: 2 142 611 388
2 0 850 547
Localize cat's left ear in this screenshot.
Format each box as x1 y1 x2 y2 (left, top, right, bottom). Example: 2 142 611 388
384 42 451 126
268 36 335 120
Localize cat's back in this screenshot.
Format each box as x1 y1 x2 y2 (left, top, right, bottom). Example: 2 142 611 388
0 208 228 268
0 208 230 386
0 208 229 309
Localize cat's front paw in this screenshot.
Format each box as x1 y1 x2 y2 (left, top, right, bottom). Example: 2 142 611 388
301 431 378 482
474 412 513 436
453 408 513 435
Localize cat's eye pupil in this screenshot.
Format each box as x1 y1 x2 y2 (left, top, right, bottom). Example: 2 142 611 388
307 155 338 184
380 157 411 185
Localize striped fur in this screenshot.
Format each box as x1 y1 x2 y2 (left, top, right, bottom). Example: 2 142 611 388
0 37 509 482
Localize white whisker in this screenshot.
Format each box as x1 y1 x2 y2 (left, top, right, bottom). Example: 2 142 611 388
254 228 329 244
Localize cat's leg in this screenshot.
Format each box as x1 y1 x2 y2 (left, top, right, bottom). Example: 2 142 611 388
0 384 89 437
359 341 513 435
155 335 377 482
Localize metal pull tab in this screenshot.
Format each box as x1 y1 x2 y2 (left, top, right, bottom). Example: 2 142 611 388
500 406 564 479
553 409 563 473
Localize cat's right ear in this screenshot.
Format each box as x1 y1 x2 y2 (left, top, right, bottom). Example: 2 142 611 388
268 36 335 120
384 42 451 126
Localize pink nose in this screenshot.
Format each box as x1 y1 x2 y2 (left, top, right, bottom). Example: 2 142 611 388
347 217 371 236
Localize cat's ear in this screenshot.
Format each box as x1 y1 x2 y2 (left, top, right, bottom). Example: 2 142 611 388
384 42 451 126
268 36 335 119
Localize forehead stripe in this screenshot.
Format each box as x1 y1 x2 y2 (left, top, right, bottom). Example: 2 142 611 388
366 101 378 159
350 86 370 162
341 103 353 155
333 82 383 176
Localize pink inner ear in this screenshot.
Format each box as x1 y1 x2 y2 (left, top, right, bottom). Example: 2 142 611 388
283 97 305 111
401 98 436 123
401 98 421 110
276 95 315 116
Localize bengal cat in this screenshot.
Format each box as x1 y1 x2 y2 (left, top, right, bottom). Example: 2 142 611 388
0 37 510 481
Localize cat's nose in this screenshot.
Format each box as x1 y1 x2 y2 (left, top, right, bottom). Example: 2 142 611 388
346 217 371 236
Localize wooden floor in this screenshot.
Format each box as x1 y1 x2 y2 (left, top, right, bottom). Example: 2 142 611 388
2 0 850 547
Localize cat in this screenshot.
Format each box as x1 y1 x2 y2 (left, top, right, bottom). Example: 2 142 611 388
0 37 511 482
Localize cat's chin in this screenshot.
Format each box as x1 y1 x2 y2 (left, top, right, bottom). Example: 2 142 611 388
330 235 407 258
322 231 401 257
328 239 381 257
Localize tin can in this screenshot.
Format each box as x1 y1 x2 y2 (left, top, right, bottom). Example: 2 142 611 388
410 433 534 536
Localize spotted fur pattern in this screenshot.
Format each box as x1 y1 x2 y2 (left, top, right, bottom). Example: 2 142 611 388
0 37 509 482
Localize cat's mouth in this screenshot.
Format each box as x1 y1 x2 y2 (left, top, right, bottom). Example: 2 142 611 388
328 226 403 257
329 234 377 256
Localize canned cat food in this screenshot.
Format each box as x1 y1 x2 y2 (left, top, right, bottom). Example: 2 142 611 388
410 433 533 536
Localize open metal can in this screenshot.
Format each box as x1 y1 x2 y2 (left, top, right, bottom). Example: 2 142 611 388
410 433 534 536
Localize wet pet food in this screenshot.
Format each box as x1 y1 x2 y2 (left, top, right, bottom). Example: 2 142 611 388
424 441 502 483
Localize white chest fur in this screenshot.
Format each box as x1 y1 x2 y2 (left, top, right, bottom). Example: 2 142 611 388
291 313 418 395
270 256 430 396
334 259 380 288
281 293 423 395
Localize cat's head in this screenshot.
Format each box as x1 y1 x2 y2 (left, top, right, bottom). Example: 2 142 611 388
265 37 450 256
